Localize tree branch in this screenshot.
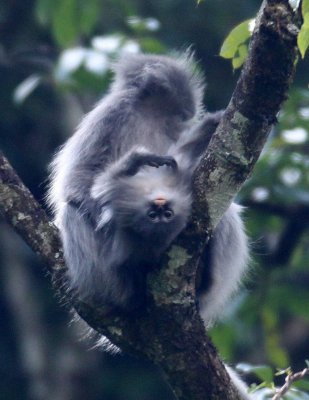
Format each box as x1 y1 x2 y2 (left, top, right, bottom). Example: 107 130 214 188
0 1 302 399
272 367 309 400
193 0 301 228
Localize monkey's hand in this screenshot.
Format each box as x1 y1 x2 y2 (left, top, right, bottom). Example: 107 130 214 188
123 153 178 176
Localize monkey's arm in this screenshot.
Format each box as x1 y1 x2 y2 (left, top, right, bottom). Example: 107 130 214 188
91 148 177 200
115 151 177 177
59 201 143 309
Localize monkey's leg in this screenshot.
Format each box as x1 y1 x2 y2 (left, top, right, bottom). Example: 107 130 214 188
172 110 224 162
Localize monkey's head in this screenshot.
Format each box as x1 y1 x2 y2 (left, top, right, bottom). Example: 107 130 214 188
114 167 192 250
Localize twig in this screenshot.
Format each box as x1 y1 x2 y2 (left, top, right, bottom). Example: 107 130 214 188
272 368 309 400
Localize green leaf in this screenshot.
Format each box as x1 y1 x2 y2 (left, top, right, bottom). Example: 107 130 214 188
210 324 237 360
232 43 248 69
220 19 253 60
303 0 309 15
236 363 274 383
139 37 166 53
298 12 309 58
52 0 79 47
250 366 274 383
262 308 289 367
294 379 309 391
78 0 100 35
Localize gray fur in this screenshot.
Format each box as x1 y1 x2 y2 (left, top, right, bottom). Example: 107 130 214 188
48 52 249 317
225 365 252 400
198 203 249 326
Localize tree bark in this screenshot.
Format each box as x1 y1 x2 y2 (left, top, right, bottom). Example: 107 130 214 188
0 1 302 399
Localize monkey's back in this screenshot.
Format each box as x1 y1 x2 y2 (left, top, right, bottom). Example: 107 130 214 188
48 53 205 212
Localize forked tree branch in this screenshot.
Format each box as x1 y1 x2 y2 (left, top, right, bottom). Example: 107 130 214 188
0 1 302 399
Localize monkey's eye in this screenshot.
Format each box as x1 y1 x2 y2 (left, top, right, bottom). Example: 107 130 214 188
147 210 158 220
164 209 174 219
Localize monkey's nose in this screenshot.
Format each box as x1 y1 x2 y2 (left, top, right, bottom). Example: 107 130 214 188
154 197 167 206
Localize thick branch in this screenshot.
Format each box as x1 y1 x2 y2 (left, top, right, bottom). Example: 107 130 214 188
193 0 301 229
0 1 302 400
0 153 63 270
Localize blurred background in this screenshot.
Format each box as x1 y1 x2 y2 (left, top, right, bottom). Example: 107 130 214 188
0 0 308 399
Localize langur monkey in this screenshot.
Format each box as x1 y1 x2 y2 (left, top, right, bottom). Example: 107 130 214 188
48 53 251 399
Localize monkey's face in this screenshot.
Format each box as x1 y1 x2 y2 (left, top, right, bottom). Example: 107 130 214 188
125 197 186 251
114 169 192 249
141 197 179 233
146 197 175 223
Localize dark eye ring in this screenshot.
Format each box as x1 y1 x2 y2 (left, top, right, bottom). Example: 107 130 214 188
164 209 174 219
147 210 157 220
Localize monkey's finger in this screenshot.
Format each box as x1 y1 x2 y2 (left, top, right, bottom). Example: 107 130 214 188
162 157 178 170
147 160 161 168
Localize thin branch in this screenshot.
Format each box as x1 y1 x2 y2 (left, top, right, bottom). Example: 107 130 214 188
272 367 309 400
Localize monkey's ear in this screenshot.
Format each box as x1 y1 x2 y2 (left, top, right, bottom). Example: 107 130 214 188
96 207 113 230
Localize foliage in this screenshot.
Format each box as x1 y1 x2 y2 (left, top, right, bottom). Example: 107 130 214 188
236 363 309 399
298 0 309 58
210 88 309 397
219 19 254 69
13 13 164 102
36 0 105 47
221 0 309 68
242 89 309 207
